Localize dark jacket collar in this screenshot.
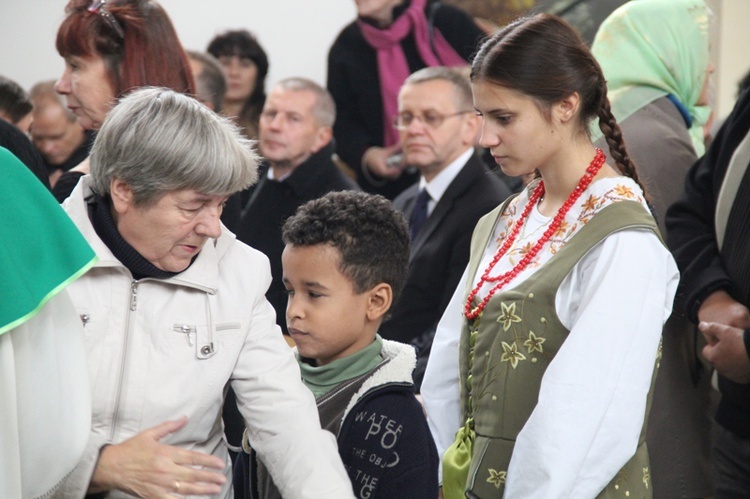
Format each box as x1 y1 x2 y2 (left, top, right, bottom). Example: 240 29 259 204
278 141 339 196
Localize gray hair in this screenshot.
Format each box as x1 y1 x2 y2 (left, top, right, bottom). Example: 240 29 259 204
275 77 336 127
30 80 77 122
90 87 259 206
403 66 473 110
186 50 227 113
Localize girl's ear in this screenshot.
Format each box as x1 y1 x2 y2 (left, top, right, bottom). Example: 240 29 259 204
366 283 393 322
554 91 581 124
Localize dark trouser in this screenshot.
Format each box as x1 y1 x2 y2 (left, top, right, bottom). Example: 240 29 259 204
713 422 750 498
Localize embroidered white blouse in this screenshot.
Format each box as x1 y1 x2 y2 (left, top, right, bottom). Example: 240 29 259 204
422 177 679 497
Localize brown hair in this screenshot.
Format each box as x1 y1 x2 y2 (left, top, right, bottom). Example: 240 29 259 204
56 0 194 98
471 13 641 188
283 191 409 307
207 29 269 138
0 76 33 124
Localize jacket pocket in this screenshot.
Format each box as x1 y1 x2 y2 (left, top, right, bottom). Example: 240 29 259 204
172 322 242 359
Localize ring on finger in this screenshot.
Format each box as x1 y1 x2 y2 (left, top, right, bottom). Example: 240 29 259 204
173 480 180 492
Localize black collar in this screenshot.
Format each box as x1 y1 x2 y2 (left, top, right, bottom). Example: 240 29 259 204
87 192 181 280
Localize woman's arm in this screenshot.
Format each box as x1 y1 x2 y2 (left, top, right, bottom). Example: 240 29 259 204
232 265 353 499
327 26 380 172
665 90 750 321
431 3 486 60
505 230 678 497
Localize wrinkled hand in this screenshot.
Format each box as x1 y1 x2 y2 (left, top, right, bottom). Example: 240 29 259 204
89 416 226 498
697 290 750 329
699 321 750 384
362 145 403 179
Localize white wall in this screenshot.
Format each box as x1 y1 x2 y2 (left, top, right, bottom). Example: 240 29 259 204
713 0 750 119
1 0 748 119
0 0 356 91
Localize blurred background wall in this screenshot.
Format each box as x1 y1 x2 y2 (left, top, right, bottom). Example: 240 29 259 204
1 0 747 120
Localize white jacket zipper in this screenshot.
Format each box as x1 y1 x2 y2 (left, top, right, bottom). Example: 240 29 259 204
110 280 139 440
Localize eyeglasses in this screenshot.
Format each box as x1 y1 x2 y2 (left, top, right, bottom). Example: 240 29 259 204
393 110 472 130
88 0 125 39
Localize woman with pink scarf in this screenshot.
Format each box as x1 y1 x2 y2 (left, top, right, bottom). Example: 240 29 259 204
328 0 483 199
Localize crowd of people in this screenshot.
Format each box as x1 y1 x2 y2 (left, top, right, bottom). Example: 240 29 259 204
2 0 750 498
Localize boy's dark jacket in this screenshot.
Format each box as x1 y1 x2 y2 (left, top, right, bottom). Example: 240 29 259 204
235 340 439 498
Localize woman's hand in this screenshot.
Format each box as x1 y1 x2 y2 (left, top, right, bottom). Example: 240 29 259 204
699 321 750 384
697 289 750 329
89 416 226 498
362 145 404 179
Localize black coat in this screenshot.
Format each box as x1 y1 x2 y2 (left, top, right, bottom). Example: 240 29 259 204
0 119 49 190
382 152 511 388
665 88 750 438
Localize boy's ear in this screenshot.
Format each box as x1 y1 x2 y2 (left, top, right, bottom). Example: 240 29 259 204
366 283 392 322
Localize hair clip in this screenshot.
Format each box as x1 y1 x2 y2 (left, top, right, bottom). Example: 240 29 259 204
88 0 125 39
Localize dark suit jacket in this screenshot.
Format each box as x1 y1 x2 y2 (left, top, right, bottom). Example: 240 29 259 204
381 152 510 387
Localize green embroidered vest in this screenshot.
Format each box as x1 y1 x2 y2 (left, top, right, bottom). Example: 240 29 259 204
457 200 661 498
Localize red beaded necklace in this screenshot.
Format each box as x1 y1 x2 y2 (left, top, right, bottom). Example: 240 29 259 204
464 148 606 320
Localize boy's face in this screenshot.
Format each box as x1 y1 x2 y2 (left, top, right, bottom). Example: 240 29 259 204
282 244 376 366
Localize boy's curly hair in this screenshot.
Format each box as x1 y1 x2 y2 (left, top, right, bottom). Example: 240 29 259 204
283 191 410 304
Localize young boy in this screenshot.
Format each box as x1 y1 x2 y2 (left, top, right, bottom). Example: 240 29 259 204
236 191 439 498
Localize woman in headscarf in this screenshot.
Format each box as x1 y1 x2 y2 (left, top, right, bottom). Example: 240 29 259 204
591 1 714 496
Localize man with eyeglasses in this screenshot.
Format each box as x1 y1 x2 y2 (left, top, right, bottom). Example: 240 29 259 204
380 67 511 389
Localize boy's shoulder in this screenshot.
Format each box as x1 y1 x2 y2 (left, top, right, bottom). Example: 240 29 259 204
338 340 431 453
340 340 417 416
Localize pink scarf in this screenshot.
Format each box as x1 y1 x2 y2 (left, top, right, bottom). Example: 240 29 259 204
358 0 468 147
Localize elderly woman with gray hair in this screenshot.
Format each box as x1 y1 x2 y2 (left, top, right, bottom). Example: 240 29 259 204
59 87 353 498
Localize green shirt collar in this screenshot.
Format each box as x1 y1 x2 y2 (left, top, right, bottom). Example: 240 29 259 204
298 335 384 399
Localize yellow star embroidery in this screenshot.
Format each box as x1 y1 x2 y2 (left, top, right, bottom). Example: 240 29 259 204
497 302 522 331
486 468 506 488
501 341 526 368
643 467 650 489
524 331 545 354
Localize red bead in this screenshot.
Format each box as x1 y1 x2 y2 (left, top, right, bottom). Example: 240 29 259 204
465 149 605 320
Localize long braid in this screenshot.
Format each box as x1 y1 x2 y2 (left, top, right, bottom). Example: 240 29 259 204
595 78 648 196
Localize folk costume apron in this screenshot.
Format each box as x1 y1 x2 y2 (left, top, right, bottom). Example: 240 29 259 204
444 199 661 498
